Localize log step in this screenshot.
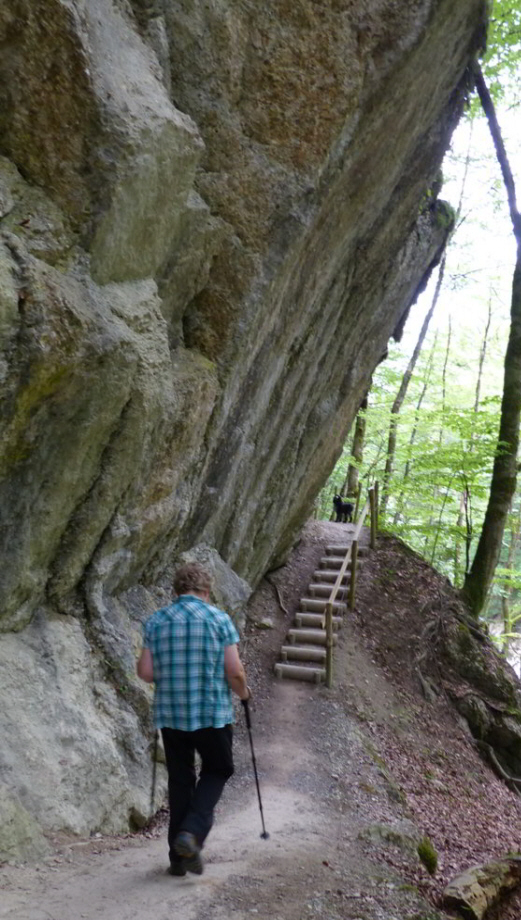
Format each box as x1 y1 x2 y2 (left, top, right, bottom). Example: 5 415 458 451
280 645 326 663
294 612 343 629
313 569 350 584
287 628 337 646
319 556 352 571
325 545 352 555
274 533 368 684
320 549 366 568
300 597 346 613
308 582 348 599
295 612 324 629
274 663 325 683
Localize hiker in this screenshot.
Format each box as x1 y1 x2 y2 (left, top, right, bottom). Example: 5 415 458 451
137 561 250 877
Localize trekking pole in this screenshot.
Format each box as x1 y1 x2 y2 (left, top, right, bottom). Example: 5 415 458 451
241 698 269 839
150 730 158 814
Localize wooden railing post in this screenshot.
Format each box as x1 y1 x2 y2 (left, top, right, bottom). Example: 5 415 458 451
349 539 359 610
354 481 362 522
374 480 379 535
369 487 376 549
325 602 333 689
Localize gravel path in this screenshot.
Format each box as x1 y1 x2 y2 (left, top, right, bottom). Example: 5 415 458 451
0 521 464 920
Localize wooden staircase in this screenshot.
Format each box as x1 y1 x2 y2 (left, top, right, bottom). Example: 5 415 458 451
274 539 365 683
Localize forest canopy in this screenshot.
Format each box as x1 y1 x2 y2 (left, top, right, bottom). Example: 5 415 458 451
317 0 521 655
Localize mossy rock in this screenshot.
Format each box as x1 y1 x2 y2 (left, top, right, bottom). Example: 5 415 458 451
443 620 518 706
359 822 419 857
0 785 49 863
455 694 492 741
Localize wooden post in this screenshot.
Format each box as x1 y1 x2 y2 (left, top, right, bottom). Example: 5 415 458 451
374 480 379 535
354 481 362 522
369 487 376 550
325 602 333 688
349 540 359 610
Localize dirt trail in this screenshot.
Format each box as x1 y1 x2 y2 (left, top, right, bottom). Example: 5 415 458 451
0 680 345 920
0 521 450 920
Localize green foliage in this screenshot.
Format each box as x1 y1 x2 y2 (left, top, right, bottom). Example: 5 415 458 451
318 301 513 607
408 914 442 920
482 1 521 103
434 200 456 230
417 836 438 875
318 6 521 643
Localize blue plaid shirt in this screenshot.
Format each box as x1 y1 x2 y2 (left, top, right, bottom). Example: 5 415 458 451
143 595 240 731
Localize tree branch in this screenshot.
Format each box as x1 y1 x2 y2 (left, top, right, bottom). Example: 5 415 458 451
474 63 521 240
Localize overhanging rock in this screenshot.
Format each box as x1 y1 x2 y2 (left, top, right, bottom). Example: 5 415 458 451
0 0 488 854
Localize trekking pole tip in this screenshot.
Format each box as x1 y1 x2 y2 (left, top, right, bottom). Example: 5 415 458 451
260 831 270 840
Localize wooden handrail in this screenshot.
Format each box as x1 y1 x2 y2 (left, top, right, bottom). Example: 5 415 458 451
328 495 371 607
325 484 377 688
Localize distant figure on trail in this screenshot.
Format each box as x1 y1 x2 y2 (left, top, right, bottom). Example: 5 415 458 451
137 562 250 877
333 494 354 523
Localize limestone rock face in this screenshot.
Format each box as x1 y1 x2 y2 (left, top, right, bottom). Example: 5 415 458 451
0 0 487 855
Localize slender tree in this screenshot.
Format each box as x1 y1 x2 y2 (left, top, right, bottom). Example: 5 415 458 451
474 298 492 417
343 396 368 497
462 64 521 616
393 333 439 527
458 300 494 572
380 257 446 517
500 500 521 651
430 472 457 565
418 320 453 543
439 316 452 450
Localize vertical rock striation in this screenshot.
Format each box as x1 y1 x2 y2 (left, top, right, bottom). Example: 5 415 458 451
0 0 486 853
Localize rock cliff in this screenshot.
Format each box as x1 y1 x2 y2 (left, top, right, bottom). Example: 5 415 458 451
0 0 487 857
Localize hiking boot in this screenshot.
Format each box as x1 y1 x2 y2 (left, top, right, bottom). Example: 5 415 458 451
168 860 187 877
173 831 204 875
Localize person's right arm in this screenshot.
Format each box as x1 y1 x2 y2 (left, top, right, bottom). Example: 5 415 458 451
136 646 154 683
224 644 250 700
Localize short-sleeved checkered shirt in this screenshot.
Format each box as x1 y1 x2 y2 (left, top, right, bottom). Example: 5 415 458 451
143 594 240 731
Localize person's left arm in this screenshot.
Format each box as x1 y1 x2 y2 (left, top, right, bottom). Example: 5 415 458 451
224 644 250 699
221 613 250 698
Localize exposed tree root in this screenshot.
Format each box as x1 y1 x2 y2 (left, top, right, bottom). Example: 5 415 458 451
266 575 291 617
475 740 521 797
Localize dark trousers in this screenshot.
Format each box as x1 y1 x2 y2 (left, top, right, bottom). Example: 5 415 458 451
161 725 234 863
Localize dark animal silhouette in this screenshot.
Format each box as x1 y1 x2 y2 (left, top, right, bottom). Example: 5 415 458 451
333 494 353 523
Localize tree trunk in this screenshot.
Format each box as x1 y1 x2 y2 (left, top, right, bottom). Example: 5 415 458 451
439 316 452 449
462 65 521 617
461 302 493 570
454 491 466 588
344 396 368 496
392 333 438 526
429 473 456 565
453 305 492 582
501 500 521 651
474 298 492 417
381 258 445 516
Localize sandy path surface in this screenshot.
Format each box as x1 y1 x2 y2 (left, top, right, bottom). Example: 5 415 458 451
0 680 339 920
1 522 442 920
